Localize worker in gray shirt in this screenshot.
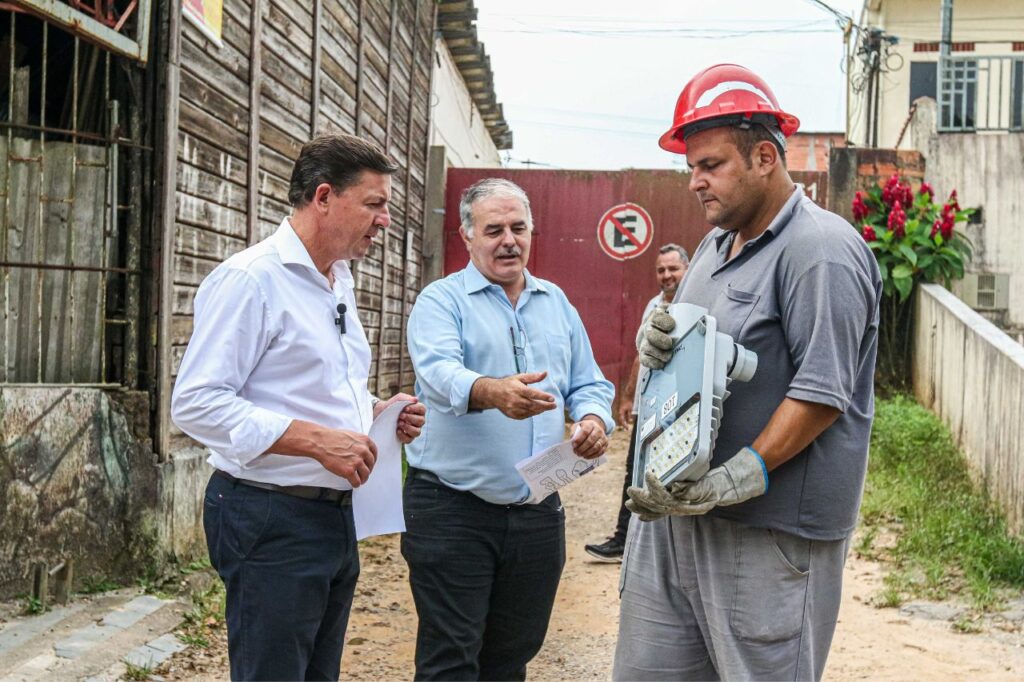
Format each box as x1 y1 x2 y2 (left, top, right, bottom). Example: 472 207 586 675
614 64 881 681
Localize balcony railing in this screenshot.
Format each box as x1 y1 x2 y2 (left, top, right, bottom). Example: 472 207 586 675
939 55 1024 132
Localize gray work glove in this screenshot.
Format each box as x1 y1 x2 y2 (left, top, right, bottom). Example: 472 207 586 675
636 307 676 370
626 447 768 522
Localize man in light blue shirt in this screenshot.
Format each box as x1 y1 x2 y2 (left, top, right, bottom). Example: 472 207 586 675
404 177 614 680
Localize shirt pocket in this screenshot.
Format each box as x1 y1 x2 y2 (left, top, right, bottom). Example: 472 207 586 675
543 332 572 381
716 285 761 340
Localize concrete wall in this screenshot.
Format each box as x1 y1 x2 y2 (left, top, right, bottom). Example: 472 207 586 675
848 0 1022 148
429 38 502 169
0 387 209 598
913 284 1024 534
909 98 1024 329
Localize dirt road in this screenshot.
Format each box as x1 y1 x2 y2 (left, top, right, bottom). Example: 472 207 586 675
167 429 1024 680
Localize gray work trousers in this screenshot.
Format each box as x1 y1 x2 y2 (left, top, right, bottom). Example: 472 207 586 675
613 514 850 681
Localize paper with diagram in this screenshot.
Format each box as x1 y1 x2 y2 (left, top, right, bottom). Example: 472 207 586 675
352 400 412 540
515 429 606 504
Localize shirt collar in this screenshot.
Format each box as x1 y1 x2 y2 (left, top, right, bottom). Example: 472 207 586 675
272 217 355 289
462 260 547 294
713 184 804 251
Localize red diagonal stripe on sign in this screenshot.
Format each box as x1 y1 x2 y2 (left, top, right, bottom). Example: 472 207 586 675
608 214 643 250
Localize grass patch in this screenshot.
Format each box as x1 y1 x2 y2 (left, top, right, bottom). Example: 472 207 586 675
858 395 1024 609
176 579 226 651
122 661 153 681
78 575 121 595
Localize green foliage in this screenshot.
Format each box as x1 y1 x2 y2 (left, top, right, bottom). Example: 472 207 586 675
854 177 973 388
122 661 153 681
21 595 46 615
177 580 225 651
855 178 973 303
180 557 212 574
78 575 121 595
859 396 1024 609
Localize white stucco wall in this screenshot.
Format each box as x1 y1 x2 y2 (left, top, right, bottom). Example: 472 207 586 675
924 133 1024 328
914 284 1024 535
847 0 1023 148
429 38 503 169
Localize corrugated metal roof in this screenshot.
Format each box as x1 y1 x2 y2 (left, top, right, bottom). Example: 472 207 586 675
437 0 513 150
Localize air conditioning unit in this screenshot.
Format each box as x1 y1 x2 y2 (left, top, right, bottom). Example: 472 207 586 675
960 272 1009 311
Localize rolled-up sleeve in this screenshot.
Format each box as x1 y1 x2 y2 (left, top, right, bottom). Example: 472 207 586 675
782 261 875 412
407 288 482 416
171 268 292 466
563 305 615 434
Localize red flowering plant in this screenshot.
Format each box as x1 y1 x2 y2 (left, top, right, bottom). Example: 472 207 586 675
854 174 973 386
856 174 973 302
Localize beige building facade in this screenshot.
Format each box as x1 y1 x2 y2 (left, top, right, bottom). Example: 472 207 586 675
847 0 1024 332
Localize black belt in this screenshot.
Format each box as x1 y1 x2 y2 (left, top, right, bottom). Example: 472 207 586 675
407 467 560 509
409 467 445 486
214 469 352 506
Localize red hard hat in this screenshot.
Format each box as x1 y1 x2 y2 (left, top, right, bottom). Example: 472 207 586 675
659 63 800 154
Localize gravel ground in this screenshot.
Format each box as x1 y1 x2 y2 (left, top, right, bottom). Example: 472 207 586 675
159 428 1024 680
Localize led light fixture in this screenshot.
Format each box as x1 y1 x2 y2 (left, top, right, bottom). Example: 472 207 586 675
633 303 758 488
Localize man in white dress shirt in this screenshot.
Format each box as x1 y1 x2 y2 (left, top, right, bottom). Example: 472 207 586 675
172 133 426 681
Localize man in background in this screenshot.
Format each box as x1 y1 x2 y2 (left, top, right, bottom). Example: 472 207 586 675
584 243 688 562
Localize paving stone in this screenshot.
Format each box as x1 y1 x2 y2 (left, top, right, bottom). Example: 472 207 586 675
123 645 164 669
54 623 117 659
0 604 85 657
146 633 188 654
900 602 967 621
100 596 167 629
997 599 1024 622
122 633 187 669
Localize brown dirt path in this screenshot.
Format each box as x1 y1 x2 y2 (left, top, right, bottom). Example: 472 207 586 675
163 428 1024 680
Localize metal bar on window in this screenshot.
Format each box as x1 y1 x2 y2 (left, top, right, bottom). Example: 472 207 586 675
0 120 151 149
35 20 47 382
100 53 113 383
3 11 15 382
0 261 140 274
69 34 78 381
11 0 153 64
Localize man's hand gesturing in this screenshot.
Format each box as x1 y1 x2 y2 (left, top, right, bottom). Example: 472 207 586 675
314 429 379 487
470 371 558 419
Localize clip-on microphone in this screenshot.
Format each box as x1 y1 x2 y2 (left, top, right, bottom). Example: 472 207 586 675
335 303 347 335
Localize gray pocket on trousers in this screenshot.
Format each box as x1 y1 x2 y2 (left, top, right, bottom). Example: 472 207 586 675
730 526 810 642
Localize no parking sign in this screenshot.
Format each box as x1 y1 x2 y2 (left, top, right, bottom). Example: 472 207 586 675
597 203 654 261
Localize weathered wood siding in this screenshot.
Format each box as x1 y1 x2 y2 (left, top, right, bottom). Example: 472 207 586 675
0 140 108 383
167 0 435 452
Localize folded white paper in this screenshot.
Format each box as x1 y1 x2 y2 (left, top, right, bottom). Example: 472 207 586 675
515 428 606 504
352 400 412 540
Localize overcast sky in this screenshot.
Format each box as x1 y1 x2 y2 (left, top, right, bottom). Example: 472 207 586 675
474 0 864 170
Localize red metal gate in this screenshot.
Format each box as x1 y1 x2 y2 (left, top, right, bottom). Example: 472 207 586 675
443 168 828 400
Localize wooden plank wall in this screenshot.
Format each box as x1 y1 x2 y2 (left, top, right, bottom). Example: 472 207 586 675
168 0 435 451
0 139 109 383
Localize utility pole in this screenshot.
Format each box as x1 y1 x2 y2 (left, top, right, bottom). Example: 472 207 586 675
939 0 953 128
939 0 953 59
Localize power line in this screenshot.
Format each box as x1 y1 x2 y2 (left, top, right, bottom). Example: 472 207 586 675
477 25 841 39
803 0 853 26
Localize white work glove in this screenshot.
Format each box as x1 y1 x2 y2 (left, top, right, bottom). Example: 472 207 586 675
636 307 676 370
626 447 768 522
